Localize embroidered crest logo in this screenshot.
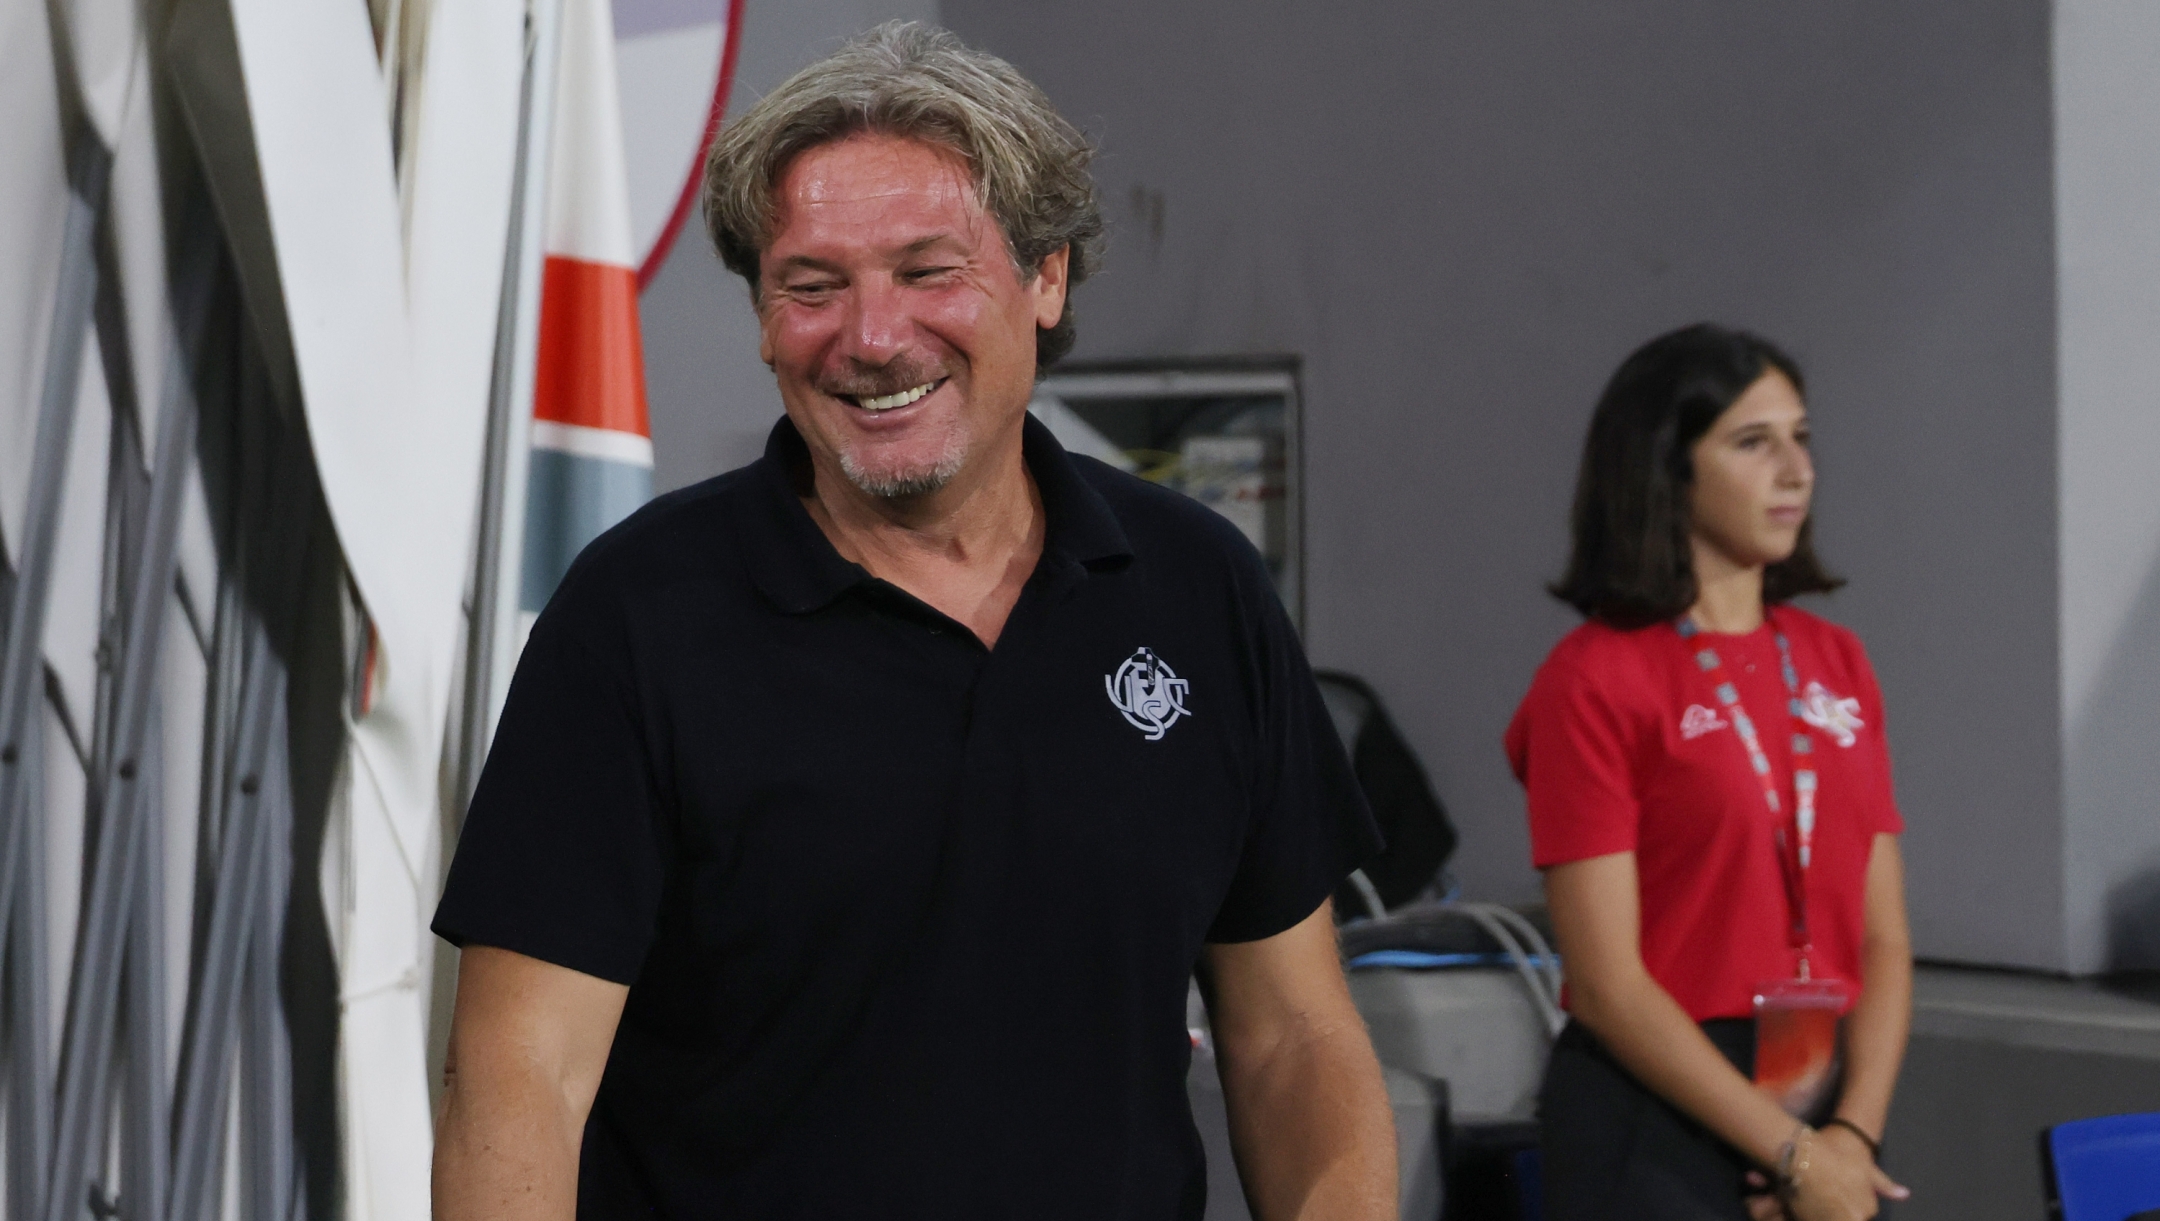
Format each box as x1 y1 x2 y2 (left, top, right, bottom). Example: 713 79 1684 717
1680 704 1729 741
1106 647 1192 741
1799 681 1865 748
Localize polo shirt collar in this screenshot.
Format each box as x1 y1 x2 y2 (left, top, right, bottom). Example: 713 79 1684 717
741 413 1133 615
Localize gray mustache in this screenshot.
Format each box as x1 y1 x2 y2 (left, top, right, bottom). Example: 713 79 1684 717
817 361 948 400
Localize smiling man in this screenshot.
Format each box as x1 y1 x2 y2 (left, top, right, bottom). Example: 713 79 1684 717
431 23 1394 1221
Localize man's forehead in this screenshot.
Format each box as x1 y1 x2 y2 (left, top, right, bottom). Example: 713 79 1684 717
764 135 997 263
777 134 979 214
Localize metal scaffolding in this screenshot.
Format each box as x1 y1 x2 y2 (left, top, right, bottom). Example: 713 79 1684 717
0 99 342 1221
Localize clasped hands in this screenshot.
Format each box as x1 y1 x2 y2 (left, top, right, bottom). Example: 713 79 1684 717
1743 1122 1909 1221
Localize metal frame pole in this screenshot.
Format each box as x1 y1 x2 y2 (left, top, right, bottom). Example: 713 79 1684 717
3 685 53 1221
0 126 110 1046
166 362 306 1221
239 709 296 1221
122 699 172 1219
42 175 217 1221
457 0 568 813
165 597 281 1221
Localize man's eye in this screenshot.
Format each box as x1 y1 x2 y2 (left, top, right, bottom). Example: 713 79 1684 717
905 266 959 282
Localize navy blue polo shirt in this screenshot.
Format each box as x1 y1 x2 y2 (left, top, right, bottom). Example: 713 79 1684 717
434 415 1379 1220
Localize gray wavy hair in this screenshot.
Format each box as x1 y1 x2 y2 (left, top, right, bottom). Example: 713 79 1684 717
701 21 1104 369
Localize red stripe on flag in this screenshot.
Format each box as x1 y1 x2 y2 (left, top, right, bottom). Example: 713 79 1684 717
533 255 650 437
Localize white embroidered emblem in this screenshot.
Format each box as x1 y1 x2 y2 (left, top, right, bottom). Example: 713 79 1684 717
1106 647 1192 741
1799 681 1864 748
1680 704 1729 741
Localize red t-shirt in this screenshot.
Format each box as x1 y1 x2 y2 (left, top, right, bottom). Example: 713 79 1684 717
1505 606 1904 1021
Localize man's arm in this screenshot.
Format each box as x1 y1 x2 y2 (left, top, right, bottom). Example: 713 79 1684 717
433 945 630 1221
1203 900 1396 1221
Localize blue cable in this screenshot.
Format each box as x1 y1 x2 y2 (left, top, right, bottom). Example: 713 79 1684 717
1348 950 1562 972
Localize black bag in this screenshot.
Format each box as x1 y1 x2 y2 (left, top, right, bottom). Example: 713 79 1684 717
1314 670 1458 916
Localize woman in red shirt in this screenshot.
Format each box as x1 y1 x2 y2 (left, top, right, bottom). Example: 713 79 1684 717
1507 325 1913 1221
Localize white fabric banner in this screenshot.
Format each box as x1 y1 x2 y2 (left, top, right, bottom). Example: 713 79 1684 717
217 2 524 1215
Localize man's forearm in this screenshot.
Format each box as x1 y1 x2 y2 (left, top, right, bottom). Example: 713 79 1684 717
433 1078 585 1221
1217 1019 1397 1221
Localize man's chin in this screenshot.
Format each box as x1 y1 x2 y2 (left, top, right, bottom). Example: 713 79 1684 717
845 467 958 499
838 448 968 500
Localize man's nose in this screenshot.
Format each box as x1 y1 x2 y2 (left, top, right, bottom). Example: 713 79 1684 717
838 278 911 365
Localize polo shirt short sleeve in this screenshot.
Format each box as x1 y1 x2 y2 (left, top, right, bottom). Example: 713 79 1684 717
1504 608 1903 1021
432 416 1379 1220
436 597 671 986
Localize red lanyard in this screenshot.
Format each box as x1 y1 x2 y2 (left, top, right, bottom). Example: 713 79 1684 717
1676 611 1820 978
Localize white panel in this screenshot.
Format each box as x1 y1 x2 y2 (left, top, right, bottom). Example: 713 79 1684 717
60 0 141 149
530 419 657 465
222 1 525 1213
548 0 639 266
106 30 172 451
403 0 524 635
0 0 68 565
2056 1 2160 726
42 335 113 729
616 22 725 263
173 457 219 646
2055 0 2160 972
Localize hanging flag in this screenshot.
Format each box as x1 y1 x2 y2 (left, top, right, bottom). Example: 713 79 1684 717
520 0 653 637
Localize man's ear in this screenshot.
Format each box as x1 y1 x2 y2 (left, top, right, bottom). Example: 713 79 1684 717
1031 245 1070 330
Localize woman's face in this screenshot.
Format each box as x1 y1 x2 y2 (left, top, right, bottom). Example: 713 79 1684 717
1687 370 1814 571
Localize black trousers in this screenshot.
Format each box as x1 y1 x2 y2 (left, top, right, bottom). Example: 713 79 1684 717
1540 1018 1783 1221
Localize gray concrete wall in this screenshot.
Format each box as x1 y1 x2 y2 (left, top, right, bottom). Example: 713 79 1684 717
2054 1 2160 974
935 1 2064 966
638 0 939 493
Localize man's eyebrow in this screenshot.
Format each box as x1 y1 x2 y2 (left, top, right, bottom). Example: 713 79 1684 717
771 254 844 276
901 233 966 256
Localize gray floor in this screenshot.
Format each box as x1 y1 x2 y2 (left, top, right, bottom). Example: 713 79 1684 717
1884 966 2160 1221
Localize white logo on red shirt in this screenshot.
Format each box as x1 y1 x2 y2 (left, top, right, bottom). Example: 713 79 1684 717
1680 704 1728 740
1799 681 1865 748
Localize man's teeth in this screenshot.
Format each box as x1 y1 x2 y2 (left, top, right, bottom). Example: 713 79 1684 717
856 382 937 411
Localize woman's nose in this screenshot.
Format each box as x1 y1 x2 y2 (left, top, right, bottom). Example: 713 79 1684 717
1776 439 1813 487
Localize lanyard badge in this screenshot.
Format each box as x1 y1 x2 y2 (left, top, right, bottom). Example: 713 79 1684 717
1678 611 1853 1117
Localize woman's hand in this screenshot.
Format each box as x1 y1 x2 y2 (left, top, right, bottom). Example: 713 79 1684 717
1784 1125 1908 1221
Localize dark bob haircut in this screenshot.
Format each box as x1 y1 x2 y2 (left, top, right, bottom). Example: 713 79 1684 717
1550 323 1843 628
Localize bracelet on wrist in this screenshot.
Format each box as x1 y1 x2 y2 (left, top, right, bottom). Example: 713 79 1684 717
1822 1117 1882 1162
1775 1124 1816 1201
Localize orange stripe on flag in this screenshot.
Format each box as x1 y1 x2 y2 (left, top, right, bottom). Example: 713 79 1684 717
533 255 650 437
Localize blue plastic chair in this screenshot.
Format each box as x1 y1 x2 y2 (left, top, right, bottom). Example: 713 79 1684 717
2042 1111 2160 1221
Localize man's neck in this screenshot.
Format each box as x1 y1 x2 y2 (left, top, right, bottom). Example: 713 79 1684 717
1687 538 1766 634
802 435 1046 648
